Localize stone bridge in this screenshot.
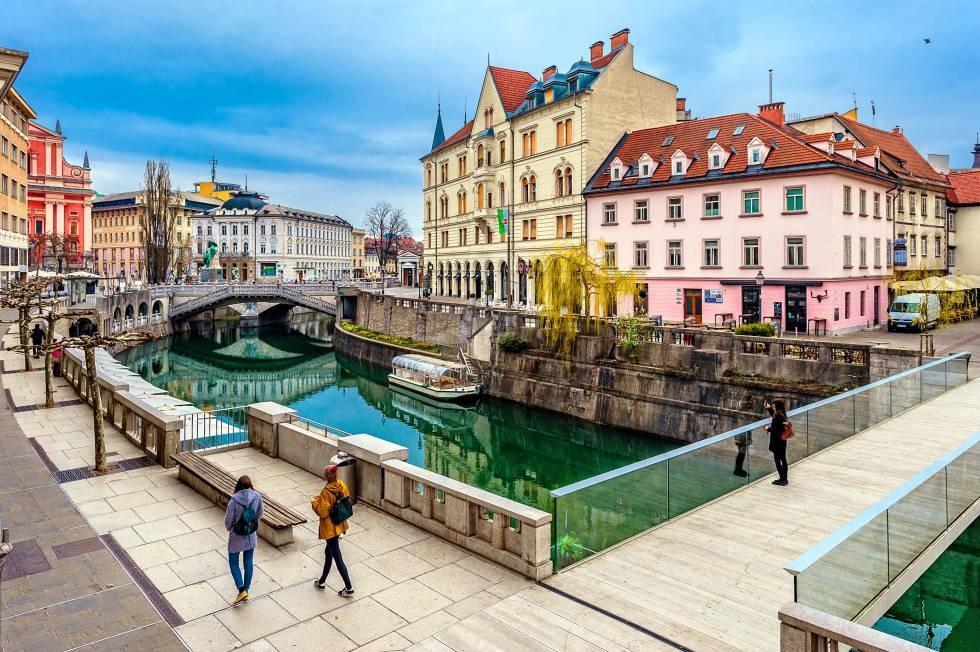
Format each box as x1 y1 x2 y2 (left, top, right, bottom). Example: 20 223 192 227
160 283 338 320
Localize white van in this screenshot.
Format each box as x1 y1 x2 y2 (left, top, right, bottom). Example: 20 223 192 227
887 293 941 332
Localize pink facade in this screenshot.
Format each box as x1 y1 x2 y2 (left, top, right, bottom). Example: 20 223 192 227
585 111 895 334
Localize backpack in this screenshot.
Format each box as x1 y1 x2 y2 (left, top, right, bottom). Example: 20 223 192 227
781 420 796 441
329 494 354 525
233 496 260 536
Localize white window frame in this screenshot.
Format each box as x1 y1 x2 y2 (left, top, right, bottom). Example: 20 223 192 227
785 236 805 267
667 197 683 220
742 237 760 267
703 239 720 267
667 240 683 267
633 241 649 268
634 199 649 223
603 203 617 224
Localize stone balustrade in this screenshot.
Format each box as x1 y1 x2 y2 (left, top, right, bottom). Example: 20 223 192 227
778 602 928 652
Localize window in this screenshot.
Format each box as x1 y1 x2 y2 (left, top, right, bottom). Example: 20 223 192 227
498 182 505 207
555 214 573 238
909 235 916 256
860 290 866 317
603 203 617 224
703 193 720 217
612 166 621 181
667 240 682 267
521 130 537 157
909 192 916 216
859 189 867 215
711 153 721 169
873 192 881 217
556 121 565 147
667 197 683 220
742 237 760 267
785 187 804 213
221 225 227 236
662 136 674 146
844 292 851 320
920 235 927 255
742 190 760 215
674 160 683 174
886 238 892 267
521 219 537 240
897 192 904 213
477 144 485 167
874 238 881 267
634 200 648 222
703 239 720 267
633 241 648 267
935 196 942 219
948 247 956 267
887 195 893 219
921 194 928 217
554 170 565 196
786 236 805 267
859 237 867 268
564 168 572 196
603 243 617 267
499 140 506 163
477 183 485 209
843 186 852 213
706 128 719 140
640 161 651 177
733 124 745 136
843 235 852 267
935 237 941 257
750 147 761 164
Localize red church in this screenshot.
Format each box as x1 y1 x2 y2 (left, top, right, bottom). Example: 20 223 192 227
27 120 94 270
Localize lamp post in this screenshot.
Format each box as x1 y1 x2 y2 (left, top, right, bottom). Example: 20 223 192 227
755 270 765 286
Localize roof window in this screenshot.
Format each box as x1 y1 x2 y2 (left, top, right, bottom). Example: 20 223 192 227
733 125 745 136
706 129 719 140
662 136 674 146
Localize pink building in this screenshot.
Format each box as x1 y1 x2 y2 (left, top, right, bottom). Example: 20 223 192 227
585 104 895 335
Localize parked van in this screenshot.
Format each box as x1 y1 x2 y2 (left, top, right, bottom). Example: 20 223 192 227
887 293 941 332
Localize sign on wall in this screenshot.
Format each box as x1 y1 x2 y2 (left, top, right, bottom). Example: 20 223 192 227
705 289 723 303
261 263 277 277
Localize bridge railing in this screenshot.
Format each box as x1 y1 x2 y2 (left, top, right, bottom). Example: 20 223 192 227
784 430 979 621
180 406 249 451
548 351 971 571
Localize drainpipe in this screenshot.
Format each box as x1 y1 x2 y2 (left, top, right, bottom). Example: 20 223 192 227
509 125 515 308
574 93 585 248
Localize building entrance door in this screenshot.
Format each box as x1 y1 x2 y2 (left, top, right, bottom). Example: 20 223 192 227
741 286 761 324
785 286 807 334
683 289 703 324
873 285 880 326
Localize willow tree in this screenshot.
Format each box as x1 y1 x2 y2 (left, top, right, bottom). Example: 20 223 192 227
537 242 637 357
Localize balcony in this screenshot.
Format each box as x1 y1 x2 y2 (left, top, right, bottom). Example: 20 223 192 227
472 165 495 182
473 206 494 222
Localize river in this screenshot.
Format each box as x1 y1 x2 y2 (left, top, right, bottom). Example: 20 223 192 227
115 313 678 512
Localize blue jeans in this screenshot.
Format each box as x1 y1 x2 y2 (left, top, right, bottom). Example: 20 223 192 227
229 548 254 591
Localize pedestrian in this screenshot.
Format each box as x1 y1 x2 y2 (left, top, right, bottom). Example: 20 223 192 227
224 475 263 606
732 431 751 477
765 399 789 486
311 465 354 596
30 324 45 358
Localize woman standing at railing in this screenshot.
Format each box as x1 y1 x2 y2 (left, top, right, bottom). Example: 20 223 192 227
765 399 790 486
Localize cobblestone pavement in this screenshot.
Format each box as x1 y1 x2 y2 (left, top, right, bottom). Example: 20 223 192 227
0 316 186 652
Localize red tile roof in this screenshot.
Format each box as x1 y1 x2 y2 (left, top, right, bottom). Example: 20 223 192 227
588 113 885 191
590 46 624 70
801 132 833 143
431 119 475 154
836 116 948 185
947 169 980 205
489 66 537 113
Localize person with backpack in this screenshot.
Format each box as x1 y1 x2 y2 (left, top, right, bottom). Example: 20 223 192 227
31 324 45 358
311 465 354 596
224 475 263 605
764 399 791 486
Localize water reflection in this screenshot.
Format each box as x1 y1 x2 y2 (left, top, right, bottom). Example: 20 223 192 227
117 314 676 510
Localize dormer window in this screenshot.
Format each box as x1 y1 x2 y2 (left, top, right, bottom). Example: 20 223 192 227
707 143 726 171
675 161 683 174
610 157 624 181
670 150 687 176
712 154 721 168
641 164 650 176
750 148 761 164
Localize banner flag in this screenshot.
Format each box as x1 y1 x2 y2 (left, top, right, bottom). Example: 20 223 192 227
496 208 508 236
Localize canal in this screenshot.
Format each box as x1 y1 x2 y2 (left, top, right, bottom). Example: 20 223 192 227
115 314 678 513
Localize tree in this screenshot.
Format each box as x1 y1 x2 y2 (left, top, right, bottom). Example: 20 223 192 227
140 160 182 284
364 202 411 275
537 242 637 357
30 233 82 273
0 277 49 371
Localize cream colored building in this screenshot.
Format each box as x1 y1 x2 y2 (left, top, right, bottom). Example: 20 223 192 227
93 190 221 282
789 111 951 280
351 227 365 278
421 28 677 304
947 164 980 275
0 87 33 286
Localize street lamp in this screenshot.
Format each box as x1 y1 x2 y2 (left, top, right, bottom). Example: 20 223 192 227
755 270 765 286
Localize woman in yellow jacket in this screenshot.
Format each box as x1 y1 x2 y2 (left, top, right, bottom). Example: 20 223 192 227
311 465 354 596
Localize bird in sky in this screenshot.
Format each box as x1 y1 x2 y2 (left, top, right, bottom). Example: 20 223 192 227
924 37 932 44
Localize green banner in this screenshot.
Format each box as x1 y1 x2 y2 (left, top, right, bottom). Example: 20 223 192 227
497 208 508 236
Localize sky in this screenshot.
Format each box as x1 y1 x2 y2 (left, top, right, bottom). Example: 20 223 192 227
4 1 979 234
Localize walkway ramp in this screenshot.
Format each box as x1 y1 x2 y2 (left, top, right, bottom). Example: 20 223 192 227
544 378 980 651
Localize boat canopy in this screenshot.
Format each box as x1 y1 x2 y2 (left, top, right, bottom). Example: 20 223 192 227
391 354 463 377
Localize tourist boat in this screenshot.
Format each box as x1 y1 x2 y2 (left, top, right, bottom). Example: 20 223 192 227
387 354 480 402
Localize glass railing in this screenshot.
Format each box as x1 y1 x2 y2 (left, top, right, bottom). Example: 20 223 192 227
785 431 979 620
549 351 971 570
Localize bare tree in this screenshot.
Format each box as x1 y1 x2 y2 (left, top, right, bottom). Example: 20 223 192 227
31 233 81 273
364 202 411 275
0 277 48 371
140 160 182 284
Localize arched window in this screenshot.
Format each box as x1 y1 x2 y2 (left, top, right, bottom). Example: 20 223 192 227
489 107 494 126
498 182 505 206
477 183 485 209
564 168 573 196
555 169 564 197
477 144 485 167
521 177 529 203
529 175 537 201
499 140 506 163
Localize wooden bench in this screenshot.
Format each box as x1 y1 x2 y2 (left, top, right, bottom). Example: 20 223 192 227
174 451 307 546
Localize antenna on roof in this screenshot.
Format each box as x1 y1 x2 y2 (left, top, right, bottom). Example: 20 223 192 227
870 100 876 128
768 69 773 103
852 92 858 110
463 96 467 123
209 154 218 183
244 174 248 191
487 52 490 67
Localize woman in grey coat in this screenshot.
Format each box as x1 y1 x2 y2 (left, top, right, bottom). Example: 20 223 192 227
224 475 264 605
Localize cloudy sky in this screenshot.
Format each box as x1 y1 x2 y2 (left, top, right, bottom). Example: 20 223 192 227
5 1 978 233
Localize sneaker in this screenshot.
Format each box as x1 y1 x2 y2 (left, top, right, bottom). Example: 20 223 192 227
232 590 248 605
338 587 355 598
772 479 788 486
733 469 749 477
313 580 326 590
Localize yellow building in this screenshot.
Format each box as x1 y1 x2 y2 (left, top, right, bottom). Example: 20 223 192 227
0 86 34 286
93 190 221 282
192 179 244 202
351 227 365 278
421 28 677 304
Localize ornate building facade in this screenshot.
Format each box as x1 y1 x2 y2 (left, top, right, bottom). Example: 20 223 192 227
0 86 33 286
191 191 353 281
27 120 95 271
420 28 678 305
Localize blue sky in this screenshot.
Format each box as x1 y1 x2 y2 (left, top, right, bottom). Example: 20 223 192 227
5 1 979 233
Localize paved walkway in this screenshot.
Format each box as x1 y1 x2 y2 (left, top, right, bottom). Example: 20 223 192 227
545 376 980 651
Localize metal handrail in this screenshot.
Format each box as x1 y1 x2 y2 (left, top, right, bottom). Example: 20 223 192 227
551 351 971 498
784 430 980 577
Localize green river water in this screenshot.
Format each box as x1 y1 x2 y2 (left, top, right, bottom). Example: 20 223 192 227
115 314 677 513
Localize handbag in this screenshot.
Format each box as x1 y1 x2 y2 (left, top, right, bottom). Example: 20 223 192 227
329 494 354 525
781 420 796 441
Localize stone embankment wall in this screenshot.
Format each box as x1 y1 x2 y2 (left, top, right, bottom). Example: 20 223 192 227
355 292 493 349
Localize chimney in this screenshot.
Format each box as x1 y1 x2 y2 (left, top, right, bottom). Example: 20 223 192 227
542 65 557 81
758 101 785 126
610 28 630 50
590 41 604 62
676 97 686 111
892 125 902 135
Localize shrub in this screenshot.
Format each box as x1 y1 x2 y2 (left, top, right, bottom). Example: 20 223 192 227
339 321 441 354
735 322 776 337
497 332 529 353
615 315 644 359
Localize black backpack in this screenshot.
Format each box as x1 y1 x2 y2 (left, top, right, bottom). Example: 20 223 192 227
329 494 353 525
233 496 260 536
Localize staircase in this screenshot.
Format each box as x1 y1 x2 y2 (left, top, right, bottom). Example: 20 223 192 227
459 348 483 386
